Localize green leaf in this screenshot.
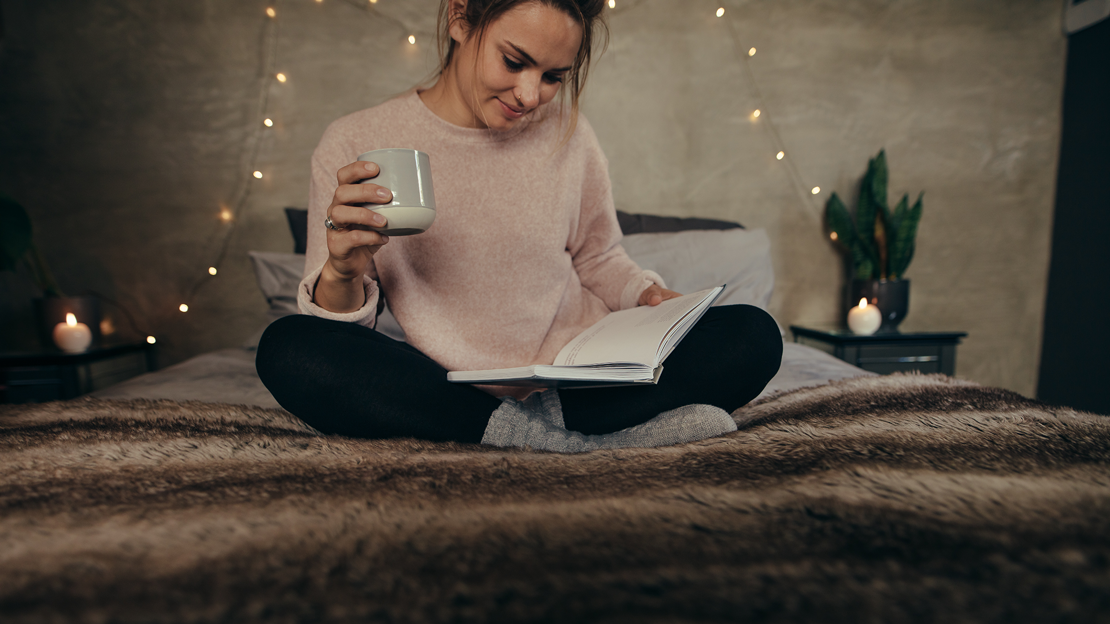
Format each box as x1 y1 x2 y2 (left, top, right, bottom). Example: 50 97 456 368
825 192 857 247
869 149 889 212
0 194 33 272
889 192 923 279
855 160 881 278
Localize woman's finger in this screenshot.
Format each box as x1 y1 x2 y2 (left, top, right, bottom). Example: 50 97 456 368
336 160 380 185
329 204 389 230
334 181 393 207
328 227 389 252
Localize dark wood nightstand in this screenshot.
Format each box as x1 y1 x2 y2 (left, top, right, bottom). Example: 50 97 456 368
0 342 157 404
789 325 967 375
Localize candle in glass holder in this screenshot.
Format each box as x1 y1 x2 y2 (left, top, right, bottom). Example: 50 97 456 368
847 298 881 336
54 313 92 353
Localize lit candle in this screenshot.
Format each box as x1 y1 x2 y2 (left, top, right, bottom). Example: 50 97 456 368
847 298 881 336
54 313 93 353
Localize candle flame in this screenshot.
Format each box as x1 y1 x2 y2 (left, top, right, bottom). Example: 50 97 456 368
858 298 868 309
66 313 77 326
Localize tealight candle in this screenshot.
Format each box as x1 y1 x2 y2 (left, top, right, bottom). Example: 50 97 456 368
847 298 882 336
54 313 93 353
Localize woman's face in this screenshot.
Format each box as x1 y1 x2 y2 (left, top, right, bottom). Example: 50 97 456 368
449 2 583 130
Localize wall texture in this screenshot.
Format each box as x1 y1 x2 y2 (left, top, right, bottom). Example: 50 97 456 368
0 0 1065 397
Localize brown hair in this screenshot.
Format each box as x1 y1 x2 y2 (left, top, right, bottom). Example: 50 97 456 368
434 0 609 137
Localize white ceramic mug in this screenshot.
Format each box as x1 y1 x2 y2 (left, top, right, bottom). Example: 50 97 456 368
356 148 436 236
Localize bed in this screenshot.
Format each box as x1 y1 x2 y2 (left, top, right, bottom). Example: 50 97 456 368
2 213 1108 622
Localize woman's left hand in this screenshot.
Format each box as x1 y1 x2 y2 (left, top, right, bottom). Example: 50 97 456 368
639 284 683 306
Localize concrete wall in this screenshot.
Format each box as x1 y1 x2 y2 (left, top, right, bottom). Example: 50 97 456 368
0 0 1065 397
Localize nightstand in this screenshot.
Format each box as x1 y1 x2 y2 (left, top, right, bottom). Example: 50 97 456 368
789 325 967 375
0 342 157 404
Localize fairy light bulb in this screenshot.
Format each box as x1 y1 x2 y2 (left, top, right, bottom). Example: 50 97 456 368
276 73 287 83
811 187 821 195
830 231 838 241
749 47 757 56
370 0 377 4
608 0 615 7
179 304 189 313
751 109 761 119
266 7 276 18
219 207 233 222
776 151 784 160
263 118 273 127
147 336 157 344
408 35 416 44
716 7 725 17
253 171 263 179
208 267 218 276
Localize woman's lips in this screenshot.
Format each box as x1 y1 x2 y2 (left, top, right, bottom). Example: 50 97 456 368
497 98 524 119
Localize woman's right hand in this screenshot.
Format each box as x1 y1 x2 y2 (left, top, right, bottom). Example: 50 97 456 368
314 161 393 313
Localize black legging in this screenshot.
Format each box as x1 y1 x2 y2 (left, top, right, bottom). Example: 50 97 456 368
256 305 783 443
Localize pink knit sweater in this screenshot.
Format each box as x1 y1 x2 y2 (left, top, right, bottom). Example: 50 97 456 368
299 90 661 392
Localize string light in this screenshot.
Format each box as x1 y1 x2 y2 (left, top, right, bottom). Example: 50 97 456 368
266 7 276 18
811 187 821 195
219 207 233 222
408 35 416 44
276 72 287 83
829 232 838 241
208 267 218 276
147 336 157 344
608 0 615 7
253 171 263 179
370 0 377 4
776 151 785 160
263 118 274 127
716 7 725 17
748 47 756 56
751 109 761 119
179 304 189 313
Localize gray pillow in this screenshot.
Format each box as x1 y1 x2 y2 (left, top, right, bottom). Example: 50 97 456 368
620 228 775 310
247 226 777 345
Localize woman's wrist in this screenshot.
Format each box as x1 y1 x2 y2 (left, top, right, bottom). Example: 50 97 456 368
314 261 368 313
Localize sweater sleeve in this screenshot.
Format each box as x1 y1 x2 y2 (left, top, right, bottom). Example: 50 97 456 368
297 128 380 327
567 118 665 311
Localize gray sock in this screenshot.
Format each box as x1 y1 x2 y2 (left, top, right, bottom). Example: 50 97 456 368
480 390 737 453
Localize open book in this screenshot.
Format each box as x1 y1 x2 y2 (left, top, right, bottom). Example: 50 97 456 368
447 285 724 388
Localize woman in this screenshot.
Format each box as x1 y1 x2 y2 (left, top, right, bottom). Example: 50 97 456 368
257 0 782 451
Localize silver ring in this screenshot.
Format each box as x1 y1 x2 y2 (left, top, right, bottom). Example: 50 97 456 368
324 216 341 231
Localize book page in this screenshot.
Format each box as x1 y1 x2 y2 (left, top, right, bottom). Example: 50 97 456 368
553 287 721 367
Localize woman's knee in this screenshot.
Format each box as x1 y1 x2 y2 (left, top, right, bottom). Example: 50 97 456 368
710 304 784 384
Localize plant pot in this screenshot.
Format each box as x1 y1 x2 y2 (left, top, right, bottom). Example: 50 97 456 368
34 295 103 350
848 279 909 333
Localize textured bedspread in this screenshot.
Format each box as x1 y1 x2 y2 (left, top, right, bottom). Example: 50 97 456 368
4 373 1109 622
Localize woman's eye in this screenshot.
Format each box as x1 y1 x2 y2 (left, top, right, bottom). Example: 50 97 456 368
543 73 564 84
502 56 524 71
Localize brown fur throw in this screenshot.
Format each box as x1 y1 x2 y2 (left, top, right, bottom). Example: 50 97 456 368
2 374 1109 623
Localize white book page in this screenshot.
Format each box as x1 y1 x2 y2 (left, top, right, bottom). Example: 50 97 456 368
553 287 721 367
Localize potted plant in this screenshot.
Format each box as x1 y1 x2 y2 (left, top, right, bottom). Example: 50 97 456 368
825 150 923 331
1 193 102 348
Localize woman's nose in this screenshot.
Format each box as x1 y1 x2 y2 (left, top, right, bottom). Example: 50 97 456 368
518 73 541 108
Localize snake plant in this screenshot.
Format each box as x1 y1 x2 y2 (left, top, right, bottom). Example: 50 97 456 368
825 150 923 281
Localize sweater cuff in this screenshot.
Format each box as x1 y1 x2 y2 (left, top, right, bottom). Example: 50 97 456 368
618 270 666 310
297 264 378 327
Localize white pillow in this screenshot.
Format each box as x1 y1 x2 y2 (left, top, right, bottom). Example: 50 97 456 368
620 228 775 310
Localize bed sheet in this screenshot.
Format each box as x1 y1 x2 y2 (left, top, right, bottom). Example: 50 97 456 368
91 342 869 409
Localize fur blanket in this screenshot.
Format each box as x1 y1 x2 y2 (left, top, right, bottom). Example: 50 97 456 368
2 374 1109 623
